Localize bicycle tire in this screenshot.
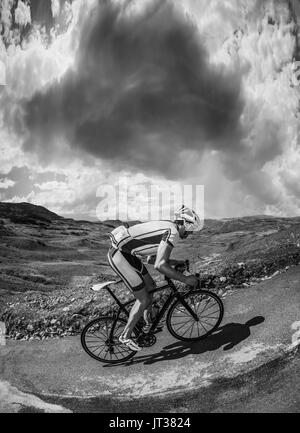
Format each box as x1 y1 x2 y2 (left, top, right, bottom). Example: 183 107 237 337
166 290 224 342
81 316 137 364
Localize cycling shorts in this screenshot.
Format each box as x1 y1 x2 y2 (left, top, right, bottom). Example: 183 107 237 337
107 247 149 292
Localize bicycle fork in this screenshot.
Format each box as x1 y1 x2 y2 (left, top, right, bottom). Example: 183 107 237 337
148 291 199 334
177 296 199 321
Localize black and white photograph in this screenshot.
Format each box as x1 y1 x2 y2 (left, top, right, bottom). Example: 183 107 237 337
0 0 300 416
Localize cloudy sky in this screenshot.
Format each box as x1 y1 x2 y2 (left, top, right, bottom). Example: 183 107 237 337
0 0 299 221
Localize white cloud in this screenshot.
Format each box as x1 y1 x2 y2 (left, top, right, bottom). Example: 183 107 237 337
51 0 61 19
0 178 15 189
14 1 31 27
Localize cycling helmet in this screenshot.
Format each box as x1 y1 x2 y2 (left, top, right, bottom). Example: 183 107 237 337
174 205 202 232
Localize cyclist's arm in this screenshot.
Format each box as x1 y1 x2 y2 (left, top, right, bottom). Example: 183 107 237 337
147 254 185 267
154 241 188 283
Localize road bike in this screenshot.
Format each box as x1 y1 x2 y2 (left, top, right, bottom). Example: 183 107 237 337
81 263 224 364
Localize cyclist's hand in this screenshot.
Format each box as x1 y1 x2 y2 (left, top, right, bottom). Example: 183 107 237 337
184 275 199 288
175 260 190 273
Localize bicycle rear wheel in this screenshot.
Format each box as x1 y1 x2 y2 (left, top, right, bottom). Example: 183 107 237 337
81 316 137 364
167 290 224 342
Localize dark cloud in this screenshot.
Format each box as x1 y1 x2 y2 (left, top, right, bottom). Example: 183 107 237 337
21 0 245 179
29 0 74 34
29 0 53 29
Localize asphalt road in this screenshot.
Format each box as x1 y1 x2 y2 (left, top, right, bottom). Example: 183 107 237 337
39 347 300 413
1 266 300 412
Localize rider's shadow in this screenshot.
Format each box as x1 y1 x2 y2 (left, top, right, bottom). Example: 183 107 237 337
110 316 265 367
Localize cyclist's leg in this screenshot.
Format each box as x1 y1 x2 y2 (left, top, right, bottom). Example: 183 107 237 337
122 286 152 338
117 250 155 330
123 253 155 327
107 248 151 340
142 273 155 326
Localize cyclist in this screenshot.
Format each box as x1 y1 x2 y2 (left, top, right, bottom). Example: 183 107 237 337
107 205 202 351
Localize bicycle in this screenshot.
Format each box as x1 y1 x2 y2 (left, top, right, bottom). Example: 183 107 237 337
81 263 224 364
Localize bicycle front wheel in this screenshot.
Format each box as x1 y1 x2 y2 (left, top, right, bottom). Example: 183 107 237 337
81 316 137 364
167 290 224 342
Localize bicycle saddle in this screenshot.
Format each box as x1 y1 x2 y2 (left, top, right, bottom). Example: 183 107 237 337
91 279 122 292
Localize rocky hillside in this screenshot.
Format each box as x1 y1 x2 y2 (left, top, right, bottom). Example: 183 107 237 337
0 202 300 341
0 202 62 225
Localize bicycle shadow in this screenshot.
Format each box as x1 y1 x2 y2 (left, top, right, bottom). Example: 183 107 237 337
103 316 265 368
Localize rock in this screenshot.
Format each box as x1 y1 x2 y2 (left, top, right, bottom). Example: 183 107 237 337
50 319 57 325
26 324 34 332
219 277 227 283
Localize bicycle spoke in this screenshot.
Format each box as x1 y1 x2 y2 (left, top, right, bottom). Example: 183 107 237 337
177 321 195 338
114 347 130 358
198 319 208 333
82 316 138 363
114 342 131 355
85 342 104 350
199 316 218 322
199 320 214 328
86 339 105 346
189 321 196 338
171 303 217 337
198 313 219 322
198 300 217 315
85 333 106 342
201 309 220 317
94 344 107 358
173 320 194 333
171 318 194 326
87 329 107 339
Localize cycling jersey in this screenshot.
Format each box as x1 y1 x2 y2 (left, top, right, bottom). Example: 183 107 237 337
109 220 180 257
107 221 179 292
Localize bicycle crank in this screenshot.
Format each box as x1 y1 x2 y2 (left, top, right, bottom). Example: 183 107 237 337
137 333 157 347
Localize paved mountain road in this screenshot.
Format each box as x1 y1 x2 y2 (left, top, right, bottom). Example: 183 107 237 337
1 266 300 412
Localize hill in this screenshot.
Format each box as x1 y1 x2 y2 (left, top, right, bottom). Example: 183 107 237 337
0 202 300 341
0 202 62 225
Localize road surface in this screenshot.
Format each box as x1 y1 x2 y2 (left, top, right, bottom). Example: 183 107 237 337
1 266 300 412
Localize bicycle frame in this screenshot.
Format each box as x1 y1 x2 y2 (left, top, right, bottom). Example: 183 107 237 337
105 277 198 336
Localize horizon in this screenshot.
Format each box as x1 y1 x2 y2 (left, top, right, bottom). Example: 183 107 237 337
1 200 299 223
